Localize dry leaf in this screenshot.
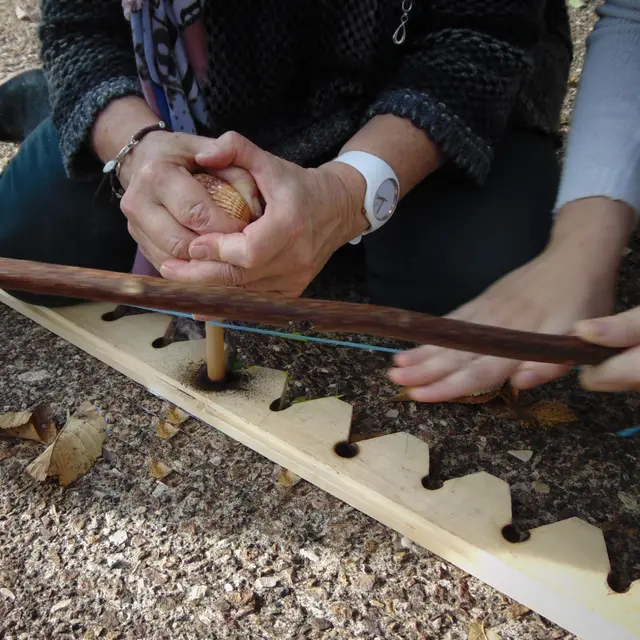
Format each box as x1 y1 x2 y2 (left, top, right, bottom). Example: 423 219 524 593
0 409 57 444
531 481 550 494
166 407 189 426
527 400 576 428
468 620 502 640
156 421 179 440
25 402 105 486
448 387 502 404
619 492 638 511
150 460 172 480
508 450 533 463
277 467 301 488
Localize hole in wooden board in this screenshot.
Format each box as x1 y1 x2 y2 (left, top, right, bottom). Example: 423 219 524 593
152 317 206 349
501 524 531 543
607 570 632 594
102 304 152 322
421 475 444 490
334 441 359 459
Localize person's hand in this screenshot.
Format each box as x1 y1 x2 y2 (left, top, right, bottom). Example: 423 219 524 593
573 308 640 391
387 245 615 401
118 130 262 271
159 131 368 295
387 197 636 403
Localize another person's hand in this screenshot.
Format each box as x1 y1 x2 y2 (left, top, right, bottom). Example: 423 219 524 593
387 198 634 402
574 308 640 391
160 132 368 295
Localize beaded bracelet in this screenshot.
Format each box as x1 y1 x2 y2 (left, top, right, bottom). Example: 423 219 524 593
102 121 167 198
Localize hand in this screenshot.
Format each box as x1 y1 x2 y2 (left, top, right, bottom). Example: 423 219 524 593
387 245 616 402
118 130 262 271
159 131 368 295
574 309 640 391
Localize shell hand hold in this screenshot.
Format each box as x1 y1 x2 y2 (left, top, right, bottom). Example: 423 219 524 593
193 173 252 225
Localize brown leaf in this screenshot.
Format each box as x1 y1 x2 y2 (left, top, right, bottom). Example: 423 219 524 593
448 387 502 404
468 620 502 640
166 406 189 426
156 421 179 440
150 460 172 480
25 402 105 485
0 409 57 444
527 400 577 428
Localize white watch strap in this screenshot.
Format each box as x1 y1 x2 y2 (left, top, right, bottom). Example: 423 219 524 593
333 151 400 245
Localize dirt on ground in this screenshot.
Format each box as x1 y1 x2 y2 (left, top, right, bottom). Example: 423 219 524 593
1 2 638 640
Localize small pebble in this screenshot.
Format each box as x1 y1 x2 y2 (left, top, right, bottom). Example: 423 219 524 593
109 530 128 546
17 369 50 382
385 409 399 419
50 599 72 615
188 585 207 601
254 576 279 589
299 548 320 563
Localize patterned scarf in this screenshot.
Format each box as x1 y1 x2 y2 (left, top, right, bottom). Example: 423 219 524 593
122 0 210 135
122 0 211 276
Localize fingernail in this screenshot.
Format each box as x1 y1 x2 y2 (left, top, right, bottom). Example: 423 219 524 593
160 264 174 278
189 245 209 260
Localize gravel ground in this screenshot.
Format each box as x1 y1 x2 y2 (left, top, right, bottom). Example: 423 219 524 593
2 2 638 640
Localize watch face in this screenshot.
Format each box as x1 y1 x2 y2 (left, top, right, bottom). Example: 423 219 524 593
373 178 399 222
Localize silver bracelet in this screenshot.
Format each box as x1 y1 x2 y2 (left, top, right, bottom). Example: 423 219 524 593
102 121 167 198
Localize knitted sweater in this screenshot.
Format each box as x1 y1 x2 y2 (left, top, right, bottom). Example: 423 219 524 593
555 0 640 214
39 0 572 184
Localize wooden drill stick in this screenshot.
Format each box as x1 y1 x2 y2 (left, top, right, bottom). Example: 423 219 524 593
205 322 227 382
194 173 252 382
0 257 623 366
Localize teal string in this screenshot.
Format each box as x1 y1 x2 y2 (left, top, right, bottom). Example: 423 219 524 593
132 305 402 354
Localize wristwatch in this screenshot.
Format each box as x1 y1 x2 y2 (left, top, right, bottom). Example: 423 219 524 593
333 150 400 245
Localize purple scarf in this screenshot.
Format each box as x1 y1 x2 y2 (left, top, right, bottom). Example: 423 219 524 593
122 0 211 275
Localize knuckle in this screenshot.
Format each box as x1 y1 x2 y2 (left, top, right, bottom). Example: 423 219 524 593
166 235 188 259
221 263 243 287
182 200 211 230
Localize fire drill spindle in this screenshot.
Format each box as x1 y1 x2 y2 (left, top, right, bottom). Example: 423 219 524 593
193 173 253 383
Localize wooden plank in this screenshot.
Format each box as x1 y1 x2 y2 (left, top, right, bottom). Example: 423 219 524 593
2 290 638 640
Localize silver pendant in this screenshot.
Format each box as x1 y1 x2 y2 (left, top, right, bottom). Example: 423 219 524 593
393 0 413 45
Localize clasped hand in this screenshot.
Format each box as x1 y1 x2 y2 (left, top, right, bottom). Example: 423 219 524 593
119 129 367 297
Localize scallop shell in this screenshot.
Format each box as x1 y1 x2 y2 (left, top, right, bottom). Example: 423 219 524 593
193 173 252 224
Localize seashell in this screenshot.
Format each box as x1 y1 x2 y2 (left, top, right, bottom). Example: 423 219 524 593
193 173 252 225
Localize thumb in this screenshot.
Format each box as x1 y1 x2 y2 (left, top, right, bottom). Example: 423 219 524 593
195 131 282 185
574 307 640 347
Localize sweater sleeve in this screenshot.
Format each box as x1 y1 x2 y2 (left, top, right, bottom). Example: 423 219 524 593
364 1 548 183
39 0 143 179
555 0 640 214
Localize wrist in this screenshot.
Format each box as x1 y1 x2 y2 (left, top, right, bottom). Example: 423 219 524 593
91 96 161 165
547 197 635 274
318 161 368 238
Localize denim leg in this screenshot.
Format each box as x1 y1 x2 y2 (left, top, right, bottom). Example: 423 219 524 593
0 118 135 306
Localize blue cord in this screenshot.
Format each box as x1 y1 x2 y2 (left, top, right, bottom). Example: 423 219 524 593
133 305 403 354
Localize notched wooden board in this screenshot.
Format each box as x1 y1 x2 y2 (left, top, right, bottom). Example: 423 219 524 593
1 291 638 640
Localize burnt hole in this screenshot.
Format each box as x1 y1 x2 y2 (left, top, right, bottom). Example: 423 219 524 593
502 524 531 544
102 304 150 322
421 475 444 490
152 337 168 349
607 571 631 594
270 398 291 412
334 441 359 459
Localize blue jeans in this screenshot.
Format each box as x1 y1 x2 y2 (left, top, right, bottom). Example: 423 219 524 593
0 118 559 314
